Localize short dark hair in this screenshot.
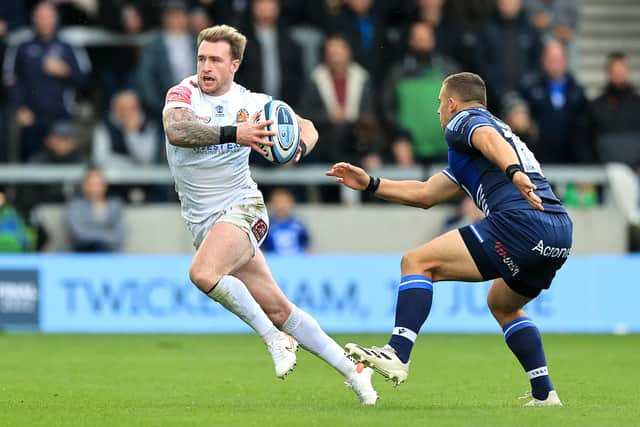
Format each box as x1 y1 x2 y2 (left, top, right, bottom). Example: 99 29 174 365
606 51 627 69
443 72 487 107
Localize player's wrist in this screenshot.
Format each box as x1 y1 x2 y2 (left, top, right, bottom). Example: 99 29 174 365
505 164 523 182
221 126 237 144
365 175 381 193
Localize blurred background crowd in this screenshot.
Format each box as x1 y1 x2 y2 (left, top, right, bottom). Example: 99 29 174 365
0 0 639 253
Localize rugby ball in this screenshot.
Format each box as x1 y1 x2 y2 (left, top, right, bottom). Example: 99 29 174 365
257 100 300 164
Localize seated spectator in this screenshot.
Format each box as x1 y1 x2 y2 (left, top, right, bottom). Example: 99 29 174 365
0 189 34 252
382 21 458 167
262 187 310 255
519 39 586 164
585 52 640 166
475 0 541 111
137 0 196 120
17 121 84 216
92 90 161 168
95 1 147 101
66 167 125 253
301 34 379 165
501 92 539 151
3 1 90 161
236 0 303 108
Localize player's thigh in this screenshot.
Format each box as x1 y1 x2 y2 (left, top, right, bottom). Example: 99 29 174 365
486 278 532 324
232 249 292 326
190 221 254 288
403 229 485 282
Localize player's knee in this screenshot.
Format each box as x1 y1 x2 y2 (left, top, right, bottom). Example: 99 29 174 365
486 294 514 320
189 263 221 293
401 250 436 278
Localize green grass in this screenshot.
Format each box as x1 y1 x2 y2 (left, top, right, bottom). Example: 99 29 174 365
1 334 638 427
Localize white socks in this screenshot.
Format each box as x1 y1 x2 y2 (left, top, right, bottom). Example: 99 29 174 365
281 305 355 378
207 275 279 342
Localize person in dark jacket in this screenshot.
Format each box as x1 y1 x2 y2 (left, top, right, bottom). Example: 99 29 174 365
136 0 196 121
585 52 640 166
519 39 586 164
475 0 541 111
235 0 303 108
3 1 90 160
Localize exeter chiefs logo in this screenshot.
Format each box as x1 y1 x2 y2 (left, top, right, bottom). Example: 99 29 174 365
236 108 249 123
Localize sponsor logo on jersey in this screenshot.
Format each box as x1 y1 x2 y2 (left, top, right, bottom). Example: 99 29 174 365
214 105 224 117
531 240 571 258
236 108 249 123
494 241 520 276
252 218 268 243
166 85 192 104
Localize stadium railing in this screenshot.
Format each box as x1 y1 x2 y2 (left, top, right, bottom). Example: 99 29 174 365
0 164 610 204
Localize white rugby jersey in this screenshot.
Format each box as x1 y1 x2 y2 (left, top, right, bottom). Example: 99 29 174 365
163 75 271 223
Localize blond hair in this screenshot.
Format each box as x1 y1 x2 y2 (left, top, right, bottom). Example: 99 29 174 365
443 72 487 107
197 25 247 62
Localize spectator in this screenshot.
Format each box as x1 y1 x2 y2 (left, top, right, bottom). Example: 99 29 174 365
188 0 234 27
519 39 587 163
0 1 27 162
262 187 310 255
501 92 539 151
95 1 147 101
137 0 196 121
66 167 125 252
382 21 458 167
585 52 640 166
236 0 303 108
3 1 91 161
523 0 579 68
92 90 161 168
189 6 213 33
412 0 469 70
475 0 541 111
302 34 379 165
330 0 390 82
17 121 84 217
0 189 35 252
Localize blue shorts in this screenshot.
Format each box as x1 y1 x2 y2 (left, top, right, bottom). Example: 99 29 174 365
459 209 573 298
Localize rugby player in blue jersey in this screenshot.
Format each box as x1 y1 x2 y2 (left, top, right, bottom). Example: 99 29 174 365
326 72 571 406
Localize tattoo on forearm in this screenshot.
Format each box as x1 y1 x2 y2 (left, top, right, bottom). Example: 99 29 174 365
163 107 220 147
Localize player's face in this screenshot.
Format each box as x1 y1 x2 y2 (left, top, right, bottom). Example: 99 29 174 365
197 40 240 96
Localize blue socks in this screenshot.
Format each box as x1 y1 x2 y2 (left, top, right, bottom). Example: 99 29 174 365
387 274 433 363
502 317 554 400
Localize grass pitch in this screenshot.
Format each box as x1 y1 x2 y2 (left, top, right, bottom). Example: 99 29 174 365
1 334 638 427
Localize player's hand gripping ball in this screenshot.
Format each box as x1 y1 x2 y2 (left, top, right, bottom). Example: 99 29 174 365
257 100 300 164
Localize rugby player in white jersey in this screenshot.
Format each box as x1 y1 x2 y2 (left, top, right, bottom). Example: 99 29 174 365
161 25 377 405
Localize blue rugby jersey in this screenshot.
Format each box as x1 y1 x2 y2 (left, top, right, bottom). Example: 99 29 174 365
443 107 566 215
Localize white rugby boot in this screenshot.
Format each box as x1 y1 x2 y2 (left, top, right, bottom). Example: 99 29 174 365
266 332 298 379
345 363 378 405
519 390 563 407
345 343 409 385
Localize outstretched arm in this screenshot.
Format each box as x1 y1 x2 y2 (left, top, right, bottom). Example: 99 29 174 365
326 162 463 209
163 108 275 153
471 126 543 211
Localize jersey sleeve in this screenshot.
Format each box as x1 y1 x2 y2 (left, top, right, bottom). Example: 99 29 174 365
444 111 493 151
162 84 195 115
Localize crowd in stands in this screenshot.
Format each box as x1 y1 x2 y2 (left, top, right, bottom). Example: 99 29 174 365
0 0 639 252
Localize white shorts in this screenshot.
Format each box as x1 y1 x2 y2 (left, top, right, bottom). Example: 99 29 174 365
187 195 270 252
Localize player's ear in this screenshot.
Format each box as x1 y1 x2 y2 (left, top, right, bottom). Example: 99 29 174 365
448 97 457 113
230 59 241 73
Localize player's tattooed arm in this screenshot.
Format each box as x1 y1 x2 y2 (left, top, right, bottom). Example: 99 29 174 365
163 107 221 147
